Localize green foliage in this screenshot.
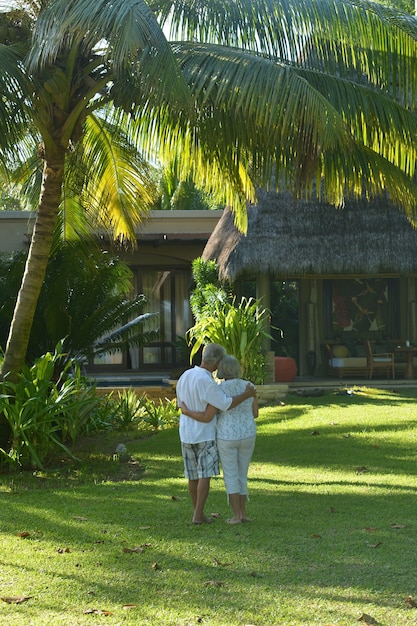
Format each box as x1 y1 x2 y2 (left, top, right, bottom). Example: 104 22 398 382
0 245 159 367
188 258 271 383
156 162 223 211
189 257 229 321
0 185 26 210
270 281 298 357
0 10 31 45
0 251 27 348
0 342 100 469
108 389 147 431
187 296 271 384
108 389 179 432
140 396 179 431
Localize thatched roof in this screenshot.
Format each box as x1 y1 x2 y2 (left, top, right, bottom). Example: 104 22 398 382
202 190 417 281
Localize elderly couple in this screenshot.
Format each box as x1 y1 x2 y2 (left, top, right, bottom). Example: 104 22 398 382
176 343 258 525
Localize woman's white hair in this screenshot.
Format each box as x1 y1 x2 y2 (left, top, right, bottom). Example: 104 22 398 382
217 354 242 380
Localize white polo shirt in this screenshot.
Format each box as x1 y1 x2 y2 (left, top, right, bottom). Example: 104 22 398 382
176 366 233 444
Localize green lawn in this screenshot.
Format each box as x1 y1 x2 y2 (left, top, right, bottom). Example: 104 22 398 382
1 386 417 625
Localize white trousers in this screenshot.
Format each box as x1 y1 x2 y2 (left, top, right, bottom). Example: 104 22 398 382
217 436 256 496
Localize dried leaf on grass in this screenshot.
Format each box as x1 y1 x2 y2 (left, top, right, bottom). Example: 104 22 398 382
212 557 231 567
83 608 112 615
406 595 417 608
17 531 31 538
123 546 144 554
390 523 407 529
358 613 378 624
1 595 32 604
204 580 224 587
123 542 152 554
57 547 71 553
122 604 137 610
151 562 161 570
367 541 382 548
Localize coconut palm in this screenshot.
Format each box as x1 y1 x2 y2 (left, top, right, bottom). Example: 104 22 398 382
1 0 417 378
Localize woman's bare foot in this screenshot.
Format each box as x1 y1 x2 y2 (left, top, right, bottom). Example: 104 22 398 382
240 517 252 522
226 518 241 524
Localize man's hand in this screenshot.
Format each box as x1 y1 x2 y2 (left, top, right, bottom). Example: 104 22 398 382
245 383 256 398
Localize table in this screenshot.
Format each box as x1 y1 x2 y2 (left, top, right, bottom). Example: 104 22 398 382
394 346 417 379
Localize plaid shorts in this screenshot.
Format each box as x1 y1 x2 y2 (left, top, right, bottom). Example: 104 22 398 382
181 440 219 480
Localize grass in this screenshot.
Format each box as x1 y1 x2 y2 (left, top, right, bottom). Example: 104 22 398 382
1 385 417 625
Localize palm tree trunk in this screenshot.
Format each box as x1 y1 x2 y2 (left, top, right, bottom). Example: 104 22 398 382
1 154 65 379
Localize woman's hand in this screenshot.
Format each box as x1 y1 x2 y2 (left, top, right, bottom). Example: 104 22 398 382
181 401 191 416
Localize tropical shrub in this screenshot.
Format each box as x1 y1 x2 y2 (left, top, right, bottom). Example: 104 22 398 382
189 257 229 321
109 388 147 431
0 245 159 368
187 258 272 383
139 396 179 431
0 342 100 469
103 389 179 432
187 296 271 384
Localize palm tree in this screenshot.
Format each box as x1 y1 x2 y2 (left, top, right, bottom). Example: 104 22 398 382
1 0 417 378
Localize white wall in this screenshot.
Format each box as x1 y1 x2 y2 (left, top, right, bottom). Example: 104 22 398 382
0 211 35 253
0 209 223 254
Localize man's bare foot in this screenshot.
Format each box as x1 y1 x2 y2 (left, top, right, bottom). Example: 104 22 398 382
226 518 241 524
241 517 252 522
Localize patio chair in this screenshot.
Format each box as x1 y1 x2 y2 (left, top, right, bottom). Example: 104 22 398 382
365 340 395 379
387 339 407 377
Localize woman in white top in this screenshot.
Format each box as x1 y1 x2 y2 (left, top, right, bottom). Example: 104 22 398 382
181 355 258 524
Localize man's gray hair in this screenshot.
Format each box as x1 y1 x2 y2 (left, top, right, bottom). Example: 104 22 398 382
217 354 242 380
201 343 226 367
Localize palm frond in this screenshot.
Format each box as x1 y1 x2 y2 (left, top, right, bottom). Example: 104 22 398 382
29 0 192 112
154 0 417 103
165 41 417 215
73 111 158 241
39 105 160 245
0 43 31 167
92 312 160 357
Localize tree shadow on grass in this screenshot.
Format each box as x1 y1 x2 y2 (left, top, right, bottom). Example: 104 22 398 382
1 389 417 624
2 471 417 625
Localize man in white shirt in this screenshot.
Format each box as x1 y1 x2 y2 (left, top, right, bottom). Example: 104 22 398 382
176 343 256 524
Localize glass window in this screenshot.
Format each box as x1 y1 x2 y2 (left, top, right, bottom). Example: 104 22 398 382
137 268 192 369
